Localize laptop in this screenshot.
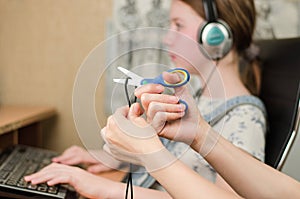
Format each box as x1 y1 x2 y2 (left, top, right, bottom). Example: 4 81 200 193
0 145 78 199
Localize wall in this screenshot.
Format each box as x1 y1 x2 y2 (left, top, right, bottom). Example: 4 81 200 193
254 0 300 39
0 0 112 152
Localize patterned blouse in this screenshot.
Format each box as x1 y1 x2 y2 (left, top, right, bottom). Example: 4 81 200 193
133 96 266 190
151 95 266 189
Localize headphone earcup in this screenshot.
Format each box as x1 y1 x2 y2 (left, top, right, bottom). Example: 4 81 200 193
198 20 233 60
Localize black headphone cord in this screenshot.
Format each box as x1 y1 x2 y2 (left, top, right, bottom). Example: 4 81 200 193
194 60 219 101
124 77 135 199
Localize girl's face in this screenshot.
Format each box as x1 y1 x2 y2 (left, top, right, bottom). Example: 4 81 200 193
164 0 212 75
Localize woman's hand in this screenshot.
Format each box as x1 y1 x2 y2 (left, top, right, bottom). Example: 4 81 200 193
24 163 115 199
52 145 121 174
135 72 206 148
102 104 176 171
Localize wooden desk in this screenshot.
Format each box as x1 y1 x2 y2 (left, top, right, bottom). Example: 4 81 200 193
0 105 56 149
99 169 127 182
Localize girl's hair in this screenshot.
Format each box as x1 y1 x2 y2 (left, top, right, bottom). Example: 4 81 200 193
181 0 261 95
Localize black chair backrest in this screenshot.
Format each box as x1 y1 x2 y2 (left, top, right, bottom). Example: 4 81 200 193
256 38 300 169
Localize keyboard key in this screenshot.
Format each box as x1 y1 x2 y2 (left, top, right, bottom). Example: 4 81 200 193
0 171 9 179
17 181 28 188
37 186 48 192
6 180 17 186
48 186 58 194
27 183 38 190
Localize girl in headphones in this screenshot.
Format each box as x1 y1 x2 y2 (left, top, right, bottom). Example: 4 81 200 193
25 0 266 198
118 0 266 194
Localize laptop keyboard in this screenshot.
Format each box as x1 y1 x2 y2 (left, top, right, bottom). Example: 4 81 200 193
0 145 69 199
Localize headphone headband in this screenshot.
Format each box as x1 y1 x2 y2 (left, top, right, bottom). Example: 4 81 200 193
203 0 218 22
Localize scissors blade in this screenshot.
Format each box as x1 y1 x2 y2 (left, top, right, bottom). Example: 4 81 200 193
118 66 144 81
113 78 140 87
117 66 143 84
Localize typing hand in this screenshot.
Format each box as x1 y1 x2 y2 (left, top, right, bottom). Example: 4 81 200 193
24 163 117 199
52 145 122 173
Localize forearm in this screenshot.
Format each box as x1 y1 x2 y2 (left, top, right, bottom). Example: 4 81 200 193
197 123 300 198
107 181 172 199
148 158 237 199
139 146 236 199
75 170 172 199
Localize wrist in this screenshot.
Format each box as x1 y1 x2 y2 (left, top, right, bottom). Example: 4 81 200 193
191 119 212 155
140 147 177 173
191 120 211 153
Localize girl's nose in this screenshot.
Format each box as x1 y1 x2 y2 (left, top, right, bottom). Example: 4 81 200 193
163 29 176 46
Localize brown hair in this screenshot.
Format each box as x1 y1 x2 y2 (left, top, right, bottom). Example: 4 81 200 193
180 0 261 95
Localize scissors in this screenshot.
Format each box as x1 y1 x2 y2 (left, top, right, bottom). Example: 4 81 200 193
113 66 190 88
113 66 190 111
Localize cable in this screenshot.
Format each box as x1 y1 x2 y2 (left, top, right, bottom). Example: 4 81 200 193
125 77 132 107
124 77 135 199
194 60 219 101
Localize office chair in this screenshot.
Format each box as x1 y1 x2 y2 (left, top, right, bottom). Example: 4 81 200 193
256 37 300 170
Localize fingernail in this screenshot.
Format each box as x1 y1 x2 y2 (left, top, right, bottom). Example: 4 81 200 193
180 111 185 116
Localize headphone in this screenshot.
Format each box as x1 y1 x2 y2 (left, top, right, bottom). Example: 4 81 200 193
198 0 233 60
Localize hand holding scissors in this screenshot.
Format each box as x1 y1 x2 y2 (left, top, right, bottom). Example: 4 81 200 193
113 66 190 111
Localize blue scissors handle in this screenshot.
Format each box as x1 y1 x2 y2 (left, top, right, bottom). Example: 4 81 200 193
178 99 188 112
140 68 190 88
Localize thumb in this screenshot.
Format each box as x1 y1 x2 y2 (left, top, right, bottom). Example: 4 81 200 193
162 71 191 101
162 71 181 84
128 103 144 120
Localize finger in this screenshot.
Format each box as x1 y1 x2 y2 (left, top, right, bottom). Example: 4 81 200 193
151 111 168 132
162 71 190 99
24 163 57 182
160 112 185 121
135 84 165 98
140 93 179 112
25 172 52 185
106 115 118 132
128 103 143 119
147 102 186 121
100 127 108 144
150 111 185 133
47 177 66 186
52 146 79 163
112 105 156 138
115 105 130 117
24 174 34 181
52 156 79 165
52 153 73 163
